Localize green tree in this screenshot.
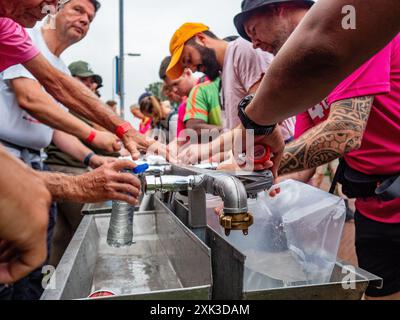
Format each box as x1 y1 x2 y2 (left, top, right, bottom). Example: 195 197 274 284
145 82 165 100
145 81 178 109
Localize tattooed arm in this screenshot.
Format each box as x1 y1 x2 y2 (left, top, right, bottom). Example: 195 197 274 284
279 96 374 175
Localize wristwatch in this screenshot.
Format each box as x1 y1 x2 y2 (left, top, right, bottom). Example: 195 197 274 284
238 94 277 136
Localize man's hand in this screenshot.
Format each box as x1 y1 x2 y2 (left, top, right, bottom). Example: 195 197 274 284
122 129 155 160
0 149 51 284
254 126 285 177
178 143 208 165
89 155 117 169
91 130 121 153
67 160 141 205
233 125 284 176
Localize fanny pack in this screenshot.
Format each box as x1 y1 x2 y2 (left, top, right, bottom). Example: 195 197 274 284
330 159 400 202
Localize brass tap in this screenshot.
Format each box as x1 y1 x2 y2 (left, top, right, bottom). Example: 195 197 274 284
219 211 254 236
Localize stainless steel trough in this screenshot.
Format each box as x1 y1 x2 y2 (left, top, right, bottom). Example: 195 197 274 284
41 163 382 300
42 196 382 300
41 197 212 300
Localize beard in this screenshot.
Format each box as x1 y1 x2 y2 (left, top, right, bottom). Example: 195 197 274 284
194 45 221 81
272 25 296 56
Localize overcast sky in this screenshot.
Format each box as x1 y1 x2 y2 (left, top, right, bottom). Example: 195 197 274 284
61 0 243 125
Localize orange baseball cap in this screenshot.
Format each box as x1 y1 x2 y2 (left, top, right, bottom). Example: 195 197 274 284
166 22 209 80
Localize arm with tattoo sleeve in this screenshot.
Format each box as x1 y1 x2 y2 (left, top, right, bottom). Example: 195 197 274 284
245 0 400 126
279 96 374 175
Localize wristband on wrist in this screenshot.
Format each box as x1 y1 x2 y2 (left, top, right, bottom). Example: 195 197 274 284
83 152 95 167
115 122 133 139
86 130 97 144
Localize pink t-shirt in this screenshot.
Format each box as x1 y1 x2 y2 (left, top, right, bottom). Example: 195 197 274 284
177 98 187 138
0 18 39 72
295 34 400 223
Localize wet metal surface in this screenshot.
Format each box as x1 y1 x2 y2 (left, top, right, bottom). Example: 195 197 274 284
41 201 212 300
91 214 183 296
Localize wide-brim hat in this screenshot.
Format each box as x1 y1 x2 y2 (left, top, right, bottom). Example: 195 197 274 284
234 0 315 41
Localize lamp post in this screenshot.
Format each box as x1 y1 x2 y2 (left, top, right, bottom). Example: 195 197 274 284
113 53 141 117
119 0 125 119
118 0 142 119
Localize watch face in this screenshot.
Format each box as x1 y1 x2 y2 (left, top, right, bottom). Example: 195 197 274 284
239 94 255 110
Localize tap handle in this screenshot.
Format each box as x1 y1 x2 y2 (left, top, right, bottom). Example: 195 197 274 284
132 163 149 175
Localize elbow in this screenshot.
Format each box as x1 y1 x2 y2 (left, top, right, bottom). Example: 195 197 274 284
16 91 37 113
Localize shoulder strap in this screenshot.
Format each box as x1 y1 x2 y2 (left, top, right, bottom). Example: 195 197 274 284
329 158 346 194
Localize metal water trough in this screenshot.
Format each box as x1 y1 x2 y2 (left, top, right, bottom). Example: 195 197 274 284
40 198 212 300
41 195 382 300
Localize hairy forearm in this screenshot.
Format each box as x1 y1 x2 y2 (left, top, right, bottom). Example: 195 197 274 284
279 96 373 175
246 0 399 125
23 54 124 133
39 171 86 202
12 79 94 140
53 130 92 163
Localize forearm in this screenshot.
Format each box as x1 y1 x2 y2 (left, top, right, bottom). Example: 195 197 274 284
246 0 400 125
210 129 235 155
22 100 93 141
278 168 316 183
279 96 373 175
185 120 222 136
12 78 94 140
0 147 35 196
53 130 92 163
39 171 80 202
23 54 124 133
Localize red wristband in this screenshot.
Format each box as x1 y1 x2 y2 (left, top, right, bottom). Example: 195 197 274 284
115 122 133 139
86 130 97 144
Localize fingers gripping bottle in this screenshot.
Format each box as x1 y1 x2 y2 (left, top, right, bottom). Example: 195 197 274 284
107 164 149 247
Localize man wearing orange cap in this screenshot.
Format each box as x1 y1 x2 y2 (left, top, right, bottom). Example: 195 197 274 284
168 22 295 164
167 23 280 131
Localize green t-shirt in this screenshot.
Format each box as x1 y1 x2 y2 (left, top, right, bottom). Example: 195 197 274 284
184 77 222 126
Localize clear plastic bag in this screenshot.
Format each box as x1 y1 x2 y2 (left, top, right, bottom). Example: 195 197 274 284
206 179 346 290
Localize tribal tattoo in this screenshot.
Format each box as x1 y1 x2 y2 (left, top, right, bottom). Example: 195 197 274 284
279 96 374 175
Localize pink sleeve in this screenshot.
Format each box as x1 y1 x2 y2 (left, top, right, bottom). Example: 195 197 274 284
294 111 314 139
327 42 392 104
0 18 40 72
177 101 187 137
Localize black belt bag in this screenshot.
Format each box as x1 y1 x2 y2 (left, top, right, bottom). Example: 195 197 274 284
330 159 400 202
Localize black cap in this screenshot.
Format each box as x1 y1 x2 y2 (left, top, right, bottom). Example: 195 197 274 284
234 0 314 41
138 92 152 105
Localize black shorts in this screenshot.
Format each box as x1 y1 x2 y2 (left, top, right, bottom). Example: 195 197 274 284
355 211 400 297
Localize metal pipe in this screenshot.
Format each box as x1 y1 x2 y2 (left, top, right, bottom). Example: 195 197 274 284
203 175 248 215
145 165 172 176
144 175 200 194
144 173 248 215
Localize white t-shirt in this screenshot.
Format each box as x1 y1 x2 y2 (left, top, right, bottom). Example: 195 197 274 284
0 25 70 152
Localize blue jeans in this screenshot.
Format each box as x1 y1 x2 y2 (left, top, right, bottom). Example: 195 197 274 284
0 162 57 300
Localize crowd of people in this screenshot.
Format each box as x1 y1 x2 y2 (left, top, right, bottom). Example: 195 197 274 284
0 0 399 301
